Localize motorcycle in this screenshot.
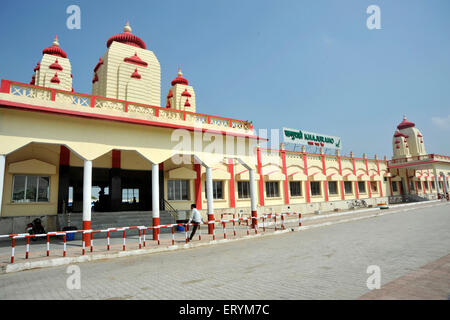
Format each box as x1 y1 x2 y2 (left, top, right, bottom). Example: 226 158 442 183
26 218 46 241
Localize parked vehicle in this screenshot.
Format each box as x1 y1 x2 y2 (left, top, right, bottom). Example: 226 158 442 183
348 199 368 209
26 218 46 241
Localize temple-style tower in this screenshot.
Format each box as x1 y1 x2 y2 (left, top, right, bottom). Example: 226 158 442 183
165 68 196 113
92 22 161 106
32 36 73 91
392 116 426 159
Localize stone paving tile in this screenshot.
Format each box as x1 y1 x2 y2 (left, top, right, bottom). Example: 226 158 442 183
359 254 450 300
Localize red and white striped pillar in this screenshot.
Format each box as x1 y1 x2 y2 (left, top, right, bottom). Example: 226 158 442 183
152 163 160 240
205 166 215 234
82 160 92 247
249 168 258 228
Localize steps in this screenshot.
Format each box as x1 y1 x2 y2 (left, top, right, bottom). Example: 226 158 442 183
59 210 175 234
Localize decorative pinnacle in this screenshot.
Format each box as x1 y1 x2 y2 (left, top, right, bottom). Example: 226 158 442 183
124 21 132 33
178 67 183 76
52 35 59 47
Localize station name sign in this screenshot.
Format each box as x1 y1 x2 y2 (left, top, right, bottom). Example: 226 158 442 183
283 127 342 150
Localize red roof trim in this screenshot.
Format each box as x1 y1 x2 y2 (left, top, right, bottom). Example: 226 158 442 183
93 58 103 73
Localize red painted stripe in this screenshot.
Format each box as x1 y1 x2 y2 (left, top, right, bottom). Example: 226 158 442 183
337 155 345 200
321 154 328 202
228 159 235 208
194 163 202 210
352 157 359 199
112 150 121 168
303 153 310 203
257 146 265 206
59 145 70 166
281 149 289 204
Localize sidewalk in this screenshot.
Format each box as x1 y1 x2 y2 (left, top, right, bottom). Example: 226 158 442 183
0 200 446 274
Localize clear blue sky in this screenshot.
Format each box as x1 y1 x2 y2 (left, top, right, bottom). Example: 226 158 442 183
1 0 449 158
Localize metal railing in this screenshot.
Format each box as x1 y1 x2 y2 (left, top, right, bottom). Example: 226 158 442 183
1 212 302 264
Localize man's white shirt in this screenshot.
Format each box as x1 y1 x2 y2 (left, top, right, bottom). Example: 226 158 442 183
189 208 203 223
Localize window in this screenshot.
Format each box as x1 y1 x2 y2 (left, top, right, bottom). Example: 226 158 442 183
122 188 139 203
370 181 378 192
205 181 223 199
168 180 189 200
417 182 422 190
424 182 429 190
431 181 435 190
310 182 321 196
265 182 279 198
289 181 302 197
12 175 49 203
392 182 398 192
358 181 366 194
344 181 353 194
409 181 415 192
237 181 250 199
328 181 338 195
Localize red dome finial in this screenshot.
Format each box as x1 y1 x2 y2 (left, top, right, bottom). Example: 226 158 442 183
397 116 415 130
171 67 189 86
43 35 67 58
107 22 146 49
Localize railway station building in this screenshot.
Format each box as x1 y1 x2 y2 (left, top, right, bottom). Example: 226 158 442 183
0 23 449 235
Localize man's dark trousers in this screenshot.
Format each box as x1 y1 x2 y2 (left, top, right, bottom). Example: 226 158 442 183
189 222 199 241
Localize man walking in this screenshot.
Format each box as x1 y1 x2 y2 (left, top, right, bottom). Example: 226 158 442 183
188 203 203 241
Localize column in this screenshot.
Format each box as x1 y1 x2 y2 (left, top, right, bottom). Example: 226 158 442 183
281 144 289 204
57 146 70 213
82 160 92 246
303 148 311 203
194 163 202 210
205 166 214 234
256 146 265 206
351 152 359 199
321 149 329 202
0 155 5 216
249 168 258 228
337 150 345 201
110 150 121 211
228 159 236 208
433 168 440 194
152 163 160 240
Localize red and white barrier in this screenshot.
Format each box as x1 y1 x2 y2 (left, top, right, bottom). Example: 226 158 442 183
3 212 302 264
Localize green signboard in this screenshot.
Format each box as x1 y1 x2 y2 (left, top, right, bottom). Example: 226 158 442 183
283 127 342 150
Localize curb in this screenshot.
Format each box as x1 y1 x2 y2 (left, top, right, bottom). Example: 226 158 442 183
3 200 447 274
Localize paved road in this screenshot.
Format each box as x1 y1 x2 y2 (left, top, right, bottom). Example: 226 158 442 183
0 203 449 300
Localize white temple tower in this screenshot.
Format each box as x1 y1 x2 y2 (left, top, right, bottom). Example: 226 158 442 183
392 116 427 159
165 68 197 113
92 22 161 107
32 36 73 91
